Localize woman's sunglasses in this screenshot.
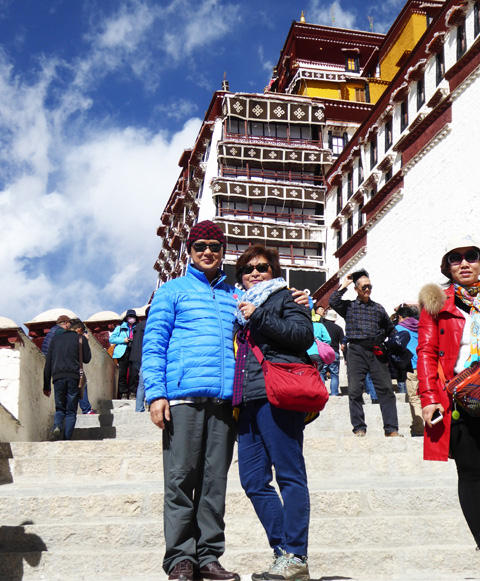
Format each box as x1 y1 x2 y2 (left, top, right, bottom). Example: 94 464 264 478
241 263 271 275
192 242 223 253
360 284 373 291
447 249 480 266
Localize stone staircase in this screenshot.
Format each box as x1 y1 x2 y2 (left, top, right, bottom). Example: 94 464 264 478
1 395 480 581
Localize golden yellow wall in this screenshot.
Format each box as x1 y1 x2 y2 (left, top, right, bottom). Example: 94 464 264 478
300 81 368 102
379 13 427 83
368 80 390 103
299 81 341 99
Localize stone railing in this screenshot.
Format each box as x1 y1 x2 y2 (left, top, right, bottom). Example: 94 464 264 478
0 318 118 442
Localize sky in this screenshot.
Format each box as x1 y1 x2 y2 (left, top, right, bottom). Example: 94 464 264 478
0 0 404 326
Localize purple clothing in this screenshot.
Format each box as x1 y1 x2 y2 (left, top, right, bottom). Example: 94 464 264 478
232 327 248 406
397 317 419 333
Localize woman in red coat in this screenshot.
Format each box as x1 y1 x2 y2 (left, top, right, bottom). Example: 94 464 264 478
417 235 480 549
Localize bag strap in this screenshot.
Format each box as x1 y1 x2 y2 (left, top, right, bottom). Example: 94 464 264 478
246 330 269 375
79 336 84 376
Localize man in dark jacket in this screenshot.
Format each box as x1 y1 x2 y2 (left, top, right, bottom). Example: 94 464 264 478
44 318 91 440
41 314 71 355
329 269 400 437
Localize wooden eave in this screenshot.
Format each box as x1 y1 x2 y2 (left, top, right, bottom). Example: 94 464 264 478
393 96 452 152
178 149 191 169
334 225 368 259
445 35 480 85
362 171 403 216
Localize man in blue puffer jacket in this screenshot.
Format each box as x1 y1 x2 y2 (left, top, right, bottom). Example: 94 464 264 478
142 221 239 581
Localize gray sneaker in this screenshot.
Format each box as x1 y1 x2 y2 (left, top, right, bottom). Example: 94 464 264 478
261 553 309 581
252 550 284 581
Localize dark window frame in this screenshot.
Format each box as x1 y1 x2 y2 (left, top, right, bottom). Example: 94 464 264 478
347 171 353 199
357 201 364 229
336 187 342 214
417 75 425 111
400 100 409 133
370 137 377 170
475 3 480 38
457 19 467 60
345 56 360 73
436 49 445 86
347 214 353 239
358 158 364 185
336 228 343 250
385 118 393 151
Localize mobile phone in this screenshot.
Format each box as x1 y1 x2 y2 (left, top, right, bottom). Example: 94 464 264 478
431 409 444 425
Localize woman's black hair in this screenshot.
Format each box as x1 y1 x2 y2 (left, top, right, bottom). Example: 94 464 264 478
235 245 281 284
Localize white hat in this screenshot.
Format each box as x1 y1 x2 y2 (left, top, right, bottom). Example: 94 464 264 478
440 234 480 278
324 310 337 322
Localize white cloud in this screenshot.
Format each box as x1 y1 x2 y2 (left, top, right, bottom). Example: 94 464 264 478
0 0 243 326
0 36 203 325
308 0 357 30
163 0 242 62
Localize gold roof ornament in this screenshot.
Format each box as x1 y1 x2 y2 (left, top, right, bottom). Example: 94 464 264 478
300 11 306 23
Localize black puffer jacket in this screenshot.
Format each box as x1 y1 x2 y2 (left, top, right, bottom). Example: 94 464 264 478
234 288 314 402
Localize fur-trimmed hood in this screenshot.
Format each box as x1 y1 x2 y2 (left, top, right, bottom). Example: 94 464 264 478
418 283 447 316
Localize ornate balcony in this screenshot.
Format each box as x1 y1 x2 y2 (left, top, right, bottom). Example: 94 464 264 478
211 177 325 205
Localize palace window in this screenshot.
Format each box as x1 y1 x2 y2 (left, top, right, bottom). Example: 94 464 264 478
385 118 393 151
358 201 364 229
347 214 353 239
355 88 366 102
345 56 360 73
436 50 445 86
385 167 393 183
370 137 377 170
475 3 480 38
358 158 364 185
417 75 425 111
289 124 312 140
226 117 246 135
457 19 467 60
329 132 348 156
336 188 342 214
337 228 343 250
400 100 409 133
347 172 353 199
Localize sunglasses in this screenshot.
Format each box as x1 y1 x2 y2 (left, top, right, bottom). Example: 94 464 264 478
447 249 480 266
360 284 373 291
242 263 271 275
192 242 223 253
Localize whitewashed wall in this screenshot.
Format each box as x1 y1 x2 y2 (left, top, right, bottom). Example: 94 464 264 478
347 69 480 315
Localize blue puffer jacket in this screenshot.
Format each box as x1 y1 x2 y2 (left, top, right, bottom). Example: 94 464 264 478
142 265 237 403
110 321 135 359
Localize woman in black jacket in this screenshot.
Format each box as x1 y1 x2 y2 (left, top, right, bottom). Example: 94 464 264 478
233 245 314 581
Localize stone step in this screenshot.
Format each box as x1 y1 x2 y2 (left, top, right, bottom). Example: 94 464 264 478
0 480 463 522
2 545 480 580
0 478 475 579
0 512 472 550
0 436 450 484
69 398 419 440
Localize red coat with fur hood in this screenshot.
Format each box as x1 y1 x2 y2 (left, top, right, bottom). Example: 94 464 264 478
417 283 466 461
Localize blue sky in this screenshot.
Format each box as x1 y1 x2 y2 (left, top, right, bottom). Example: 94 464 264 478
0 0 403 325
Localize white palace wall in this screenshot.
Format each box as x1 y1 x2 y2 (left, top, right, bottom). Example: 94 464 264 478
342 71 480 315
